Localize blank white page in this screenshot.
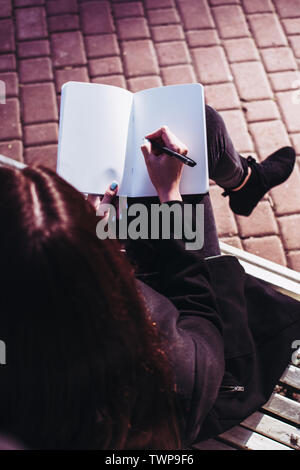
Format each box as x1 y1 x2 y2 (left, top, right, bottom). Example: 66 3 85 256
57 82 133 194
130 84 209 197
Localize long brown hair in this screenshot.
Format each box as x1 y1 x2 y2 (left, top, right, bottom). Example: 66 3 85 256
0 164 180 449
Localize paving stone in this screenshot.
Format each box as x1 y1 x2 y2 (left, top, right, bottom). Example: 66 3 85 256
18 40 50 58
243 100 280 122
89 57 123 77
186 30 220 47
273 0 300 19
0 19 15 52
0 54 16 72
243 236 287 266
55 67 89 92
290 133 300 155
242 0 274 13
0 72 18 97
269 71 300 92
204 83 240 110
19 58 53 83
85 34 119 58
80 1 114 34
48 14 80 33
278 215 300 250
92 75 127 88
161 65 196 85
177 0 214 30
261 47 297 73
249 120 290 157
23 123 58 146
155 41 190 66
220 110 254 152
224 38 259 63
248 14 287 48
145 0 174 8
209 185 238 237
25 144 58 170
116 17 150 40
0 140 23 162
122 40 159 77
235 201 278 238
113 1 144 18
210 0 240 3
46 0 78 15
151 25 184 42
147 8 180 25
219 236 243 250
14 0 44 5
269 165 300 216
127 75 162 92
289 36 300 58
276 91 300 133
282 18 300 35
192 46 232 84
231 62 273 100
0 0 12 18
212 5 250 39
286 251 300 272
0 98 22 140
21 83 58 124
51 31 87 67
15 7 47 41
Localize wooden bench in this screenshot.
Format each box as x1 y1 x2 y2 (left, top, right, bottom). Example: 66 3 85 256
193 364 300 450
193 242 300 451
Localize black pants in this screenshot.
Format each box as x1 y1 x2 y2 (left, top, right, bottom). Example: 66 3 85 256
205 105 245 189
183 106 246 258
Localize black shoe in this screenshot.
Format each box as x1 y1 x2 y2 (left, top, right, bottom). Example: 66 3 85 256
222 147 296 216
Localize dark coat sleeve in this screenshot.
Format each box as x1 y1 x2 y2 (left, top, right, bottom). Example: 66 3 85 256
129 202 226 444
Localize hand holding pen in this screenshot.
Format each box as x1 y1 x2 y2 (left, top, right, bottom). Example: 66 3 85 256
144 125 196 168
141 125 191 203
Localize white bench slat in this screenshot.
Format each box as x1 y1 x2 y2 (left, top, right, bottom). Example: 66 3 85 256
192 438 236 450
262 393 300 425
241 411 300 450
279 365 300 390
219 425 292 450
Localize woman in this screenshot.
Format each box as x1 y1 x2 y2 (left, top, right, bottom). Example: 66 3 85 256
0 106 299 449
0 162 180 450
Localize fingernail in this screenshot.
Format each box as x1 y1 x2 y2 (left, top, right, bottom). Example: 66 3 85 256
110 182 118 190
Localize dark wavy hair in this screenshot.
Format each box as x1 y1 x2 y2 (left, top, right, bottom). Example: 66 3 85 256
0 164 180 450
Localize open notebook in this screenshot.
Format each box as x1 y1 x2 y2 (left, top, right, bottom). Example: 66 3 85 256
57 82 209 197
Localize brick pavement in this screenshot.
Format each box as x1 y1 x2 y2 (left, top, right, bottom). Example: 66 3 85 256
0 0 300 271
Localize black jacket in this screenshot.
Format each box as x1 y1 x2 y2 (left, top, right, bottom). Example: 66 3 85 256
127 206 300 446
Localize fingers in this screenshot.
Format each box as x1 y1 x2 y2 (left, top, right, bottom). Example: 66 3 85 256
145 126 188 155
96 181 118 219
101 181 119 205
145 127 167 141
86 194 101 211
86 181 118 213
141 139 152 160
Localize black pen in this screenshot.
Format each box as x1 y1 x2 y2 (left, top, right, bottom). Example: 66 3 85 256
146 139 197 168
